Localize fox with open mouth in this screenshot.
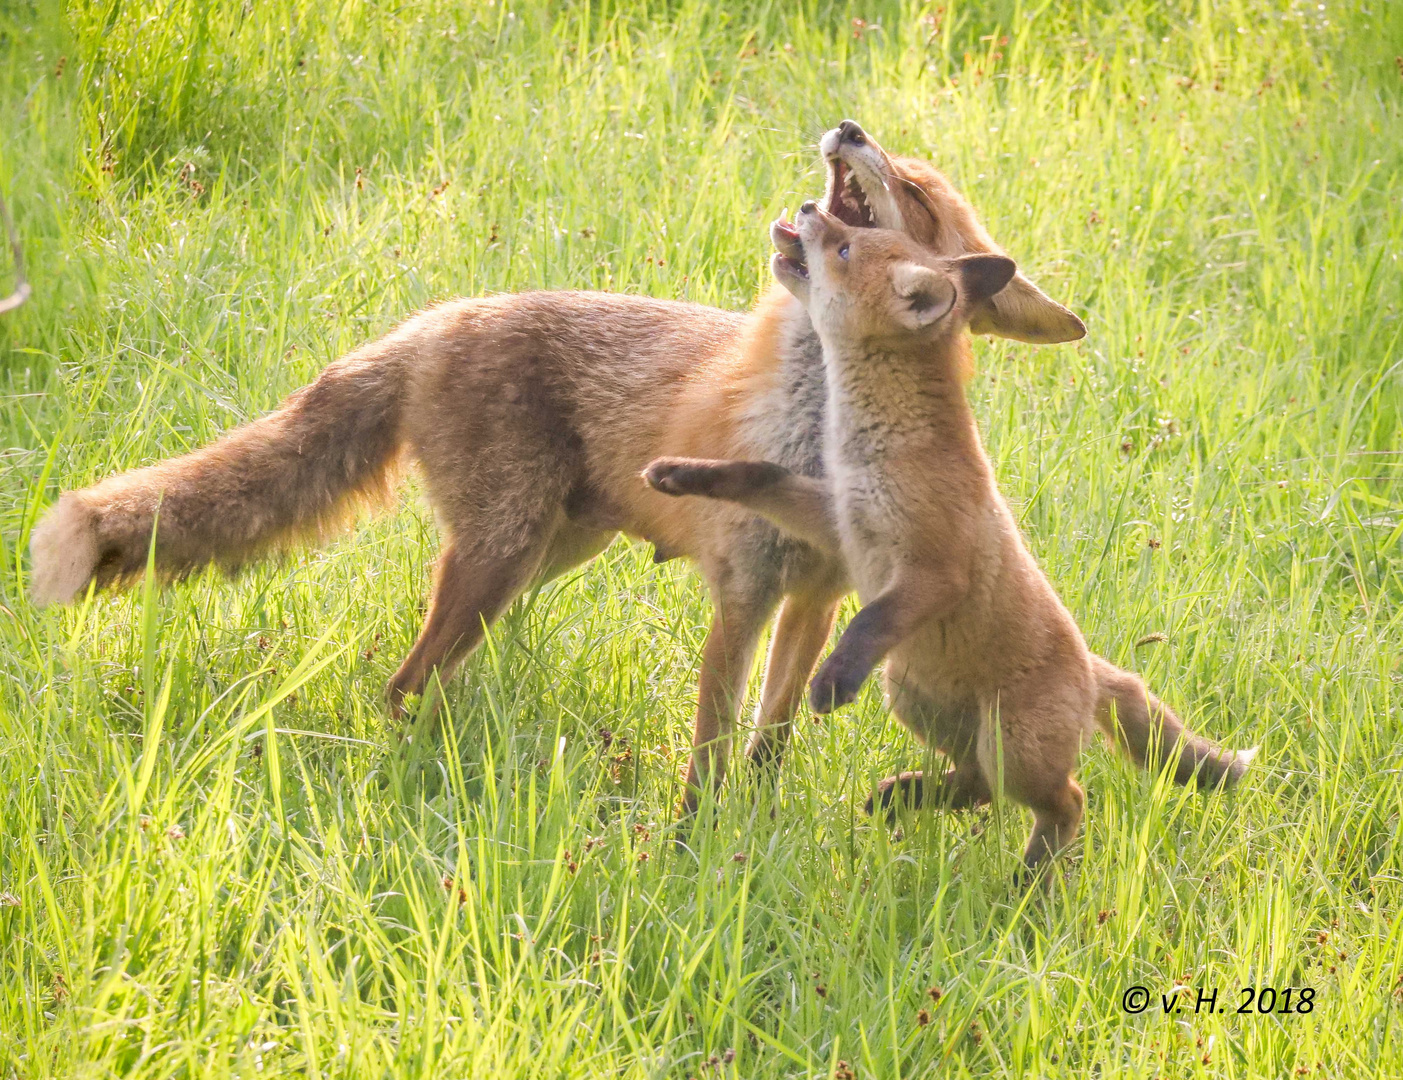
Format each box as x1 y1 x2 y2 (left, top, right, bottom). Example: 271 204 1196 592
30 122 1084 814
645 204 1255 868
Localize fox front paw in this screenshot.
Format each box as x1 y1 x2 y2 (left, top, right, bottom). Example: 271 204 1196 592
808 654 868 713
643 458 791 500
642 458 719 498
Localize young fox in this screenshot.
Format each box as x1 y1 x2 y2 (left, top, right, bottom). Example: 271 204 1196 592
645 204 1254 868
29 122 1085 813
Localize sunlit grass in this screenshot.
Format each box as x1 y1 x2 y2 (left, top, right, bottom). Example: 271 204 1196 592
2 1 1401 1076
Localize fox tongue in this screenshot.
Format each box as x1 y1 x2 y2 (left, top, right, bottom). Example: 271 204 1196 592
772 218 805 263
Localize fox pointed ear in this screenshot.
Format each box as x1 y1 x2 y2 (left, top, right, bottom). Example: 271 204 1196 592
953 253 1018 306
890 262 956 329
967 268 1087 344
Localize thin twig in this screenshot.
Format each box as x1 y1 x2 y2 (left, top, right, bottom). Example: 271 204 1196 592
0 188 30 315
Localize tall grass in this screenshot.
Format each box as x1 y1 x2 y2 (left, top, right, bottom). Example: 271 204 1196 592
2 1 1401 1075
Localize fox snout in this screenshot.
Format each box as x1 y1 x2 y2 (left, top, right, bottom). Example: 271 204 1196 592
771 200 838 259
819 119 871 160
795 200 844 244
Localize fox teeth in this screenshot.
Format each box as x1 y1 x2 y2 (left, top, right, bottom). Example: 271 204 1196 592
845 180 874 224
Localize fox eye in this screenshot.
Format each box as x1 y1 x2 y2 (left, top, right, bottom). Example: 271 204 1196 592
838 243 850 261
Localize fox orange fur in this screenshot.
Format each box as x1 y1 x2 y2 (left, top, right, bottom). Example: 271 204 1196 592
30 122 1085 812
644 204 1254 867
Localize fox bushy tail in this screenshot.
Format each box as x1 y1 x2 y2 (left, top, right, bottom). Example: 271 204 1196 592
1091 655 1256 789
30 338 409 605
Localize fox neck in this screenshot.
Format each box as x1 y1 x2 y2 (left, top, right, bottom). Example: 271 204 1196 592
820 331 977 456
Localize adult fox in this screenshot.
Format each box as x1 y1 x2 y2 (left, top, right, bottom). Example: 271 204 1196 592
29 122 1084 811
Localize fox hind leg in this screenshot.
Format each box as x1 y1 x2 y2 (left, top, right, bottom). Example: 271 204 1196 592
1020 779 1085 874
976 679 1090 874
387 526 557 722
864 762 992 820
866 680 991 819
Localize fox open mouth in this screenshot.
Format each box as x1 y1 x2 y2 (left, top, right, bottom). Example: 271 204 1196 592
826 159 877 228
771 219 808 277
774 253 808 279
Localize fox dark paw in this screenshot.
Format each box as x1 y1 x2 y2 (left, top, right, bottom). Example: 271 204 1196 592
643 458 790 499
642 458 719 498
808 656 867 713
863 771 926 819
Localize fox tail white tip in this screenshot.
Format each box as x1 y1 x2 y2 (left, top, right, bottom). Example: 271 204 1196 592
29 494 99 606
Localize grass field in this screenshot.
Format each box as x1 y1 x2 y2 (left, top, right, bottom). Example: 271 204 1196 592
2 0 1402 1076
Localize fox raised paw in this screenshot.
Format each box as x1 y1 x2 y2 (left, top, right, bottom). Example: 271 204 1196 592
808 649 870 713
643 457 789 500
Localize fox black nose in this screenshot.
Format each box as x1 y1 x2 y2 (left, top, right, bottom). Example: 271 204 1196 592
837 119 867 146
799 200 818 215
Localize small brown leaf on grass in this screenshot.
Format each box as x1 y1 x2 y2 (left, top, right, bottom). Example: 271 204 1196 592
1135 633 1167 647
0 892 19 907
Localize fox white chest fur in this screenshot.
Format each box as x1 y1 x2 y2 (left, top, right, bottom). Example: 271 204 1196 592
819 340 930 600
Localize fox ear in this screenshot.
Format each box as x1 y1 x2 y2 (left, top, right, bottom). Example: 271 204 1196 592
890 262 956 329
967 268 1087 344
953 254 1018 307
